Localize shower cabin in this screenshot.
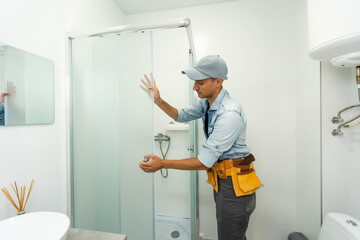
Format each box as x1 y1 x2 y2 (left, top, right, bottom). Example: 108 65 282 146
68 18 199 240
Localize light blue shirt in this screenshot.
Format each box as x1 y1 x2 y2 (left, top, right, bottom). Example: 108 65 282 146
176 88 251 168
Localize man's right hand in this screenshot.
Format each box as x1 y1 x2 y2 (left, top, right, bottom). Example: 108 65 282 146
140 73 161 104
140 73 178 120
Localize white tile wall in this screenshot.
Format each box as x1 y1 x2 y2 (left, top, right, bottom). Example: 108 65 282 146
0 0 125 221
321 62 360 221
294 2 322 239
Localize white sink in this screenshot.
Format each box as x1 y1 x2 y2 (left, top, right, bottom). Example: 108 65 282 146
0 211 70 240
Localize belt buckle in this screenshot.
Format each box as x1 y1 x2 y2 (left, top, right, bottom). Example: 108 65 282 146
215 162 227 179
217 169 226 179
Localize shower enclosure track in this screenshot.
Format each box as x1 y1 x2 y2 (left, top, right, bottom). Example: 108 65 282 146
69 18 196 62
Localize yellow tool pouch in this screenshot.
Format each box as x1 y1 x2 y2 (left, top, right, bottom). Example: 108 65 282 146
207 161 262 197
231 164 262 197
206 167 218 192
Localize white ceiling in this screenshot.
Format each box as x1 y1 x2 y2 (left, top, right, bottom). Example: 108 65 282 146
114 0 237 14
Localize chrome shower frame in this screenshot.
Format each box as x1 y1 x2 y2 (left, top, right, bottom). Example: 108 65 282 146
69 18 196 61
68 18 199 240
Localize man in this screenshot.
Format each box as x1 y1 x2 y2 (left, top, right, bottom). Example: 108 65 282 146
139 55 261 240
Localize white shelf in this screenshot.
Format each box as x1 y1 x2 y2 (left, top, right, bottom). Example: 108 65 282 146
165 122 189 131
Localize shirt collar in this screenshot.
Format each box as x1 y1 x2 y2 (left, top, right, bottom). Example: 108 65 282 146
206 88 227 111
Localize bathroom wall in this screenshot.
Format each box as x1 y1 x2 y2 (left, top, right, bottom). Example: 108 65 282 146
126 0 320 239
0 1 331 240
295 2 322 239
0 0 125 220
320 63 360 221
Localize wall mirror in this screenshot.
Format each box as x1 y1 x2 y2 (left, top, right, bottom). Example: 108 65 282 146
0 42 54 126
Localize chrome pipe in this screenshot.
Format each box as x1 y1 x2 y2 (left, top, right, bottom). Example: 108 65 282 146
331 104 360 124
332 112 360 136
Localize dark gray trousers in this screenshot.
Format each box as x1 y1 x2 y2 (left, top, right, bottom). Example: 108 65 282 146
213 177 256 240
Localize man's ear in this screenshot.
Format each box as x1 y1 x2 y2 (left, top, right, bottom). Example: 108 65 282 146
216 78 223 87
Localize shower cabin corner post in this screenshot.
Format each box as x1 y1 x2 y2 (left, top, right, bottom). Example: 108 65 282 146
67 36 75 228
188 49 199 240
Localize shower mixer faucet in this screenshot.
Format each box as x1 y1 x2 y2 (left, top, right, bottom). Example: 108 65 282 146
154 133 171 142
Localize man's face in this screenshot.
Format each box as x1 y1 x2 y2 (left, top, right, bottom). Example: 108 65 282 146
192 78 218 99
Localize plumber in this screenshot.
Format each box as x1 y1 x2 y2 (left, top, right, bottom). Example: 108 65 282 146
139 55 261 240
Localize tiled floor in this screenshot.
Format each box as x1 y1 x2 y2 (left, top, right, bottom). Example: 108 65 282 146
67 228 126 240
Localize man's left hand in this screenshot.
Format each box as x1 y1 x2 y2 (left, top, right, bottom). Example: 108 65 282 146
139 155 163 173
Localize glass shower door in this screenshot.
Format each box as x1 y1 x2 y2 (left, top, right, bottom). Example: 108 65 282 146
71 32 154 239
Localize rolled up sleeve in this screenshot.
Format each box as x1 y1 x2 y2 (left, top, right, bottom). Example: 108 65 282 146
198 111 244 168
176 100 203 122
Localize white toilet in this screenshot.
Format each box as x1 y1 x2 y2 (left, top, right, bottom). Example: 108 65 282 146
319 213 360 240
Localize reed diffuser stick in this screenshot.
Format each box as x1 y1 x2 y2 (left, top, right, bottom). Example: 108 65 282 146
1 179 35 213
23 179 35 209
11 183 21 206
20 186 24 210
1 188 20 211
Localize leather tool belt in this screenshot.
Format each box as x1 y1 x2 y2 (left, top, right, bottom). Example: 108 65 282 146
206 154 262 197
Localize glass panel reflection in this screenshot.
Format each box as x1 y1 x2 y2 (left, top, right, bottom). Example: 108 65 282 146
0 43 54 126
71 32 154 239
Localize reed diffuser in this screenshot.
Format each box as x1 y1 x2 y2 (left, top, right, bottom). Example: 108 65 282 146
1 179 35 214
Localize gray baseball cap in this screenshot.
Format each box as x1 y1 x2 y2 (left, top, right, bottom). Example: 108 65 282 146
182 55 228 80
